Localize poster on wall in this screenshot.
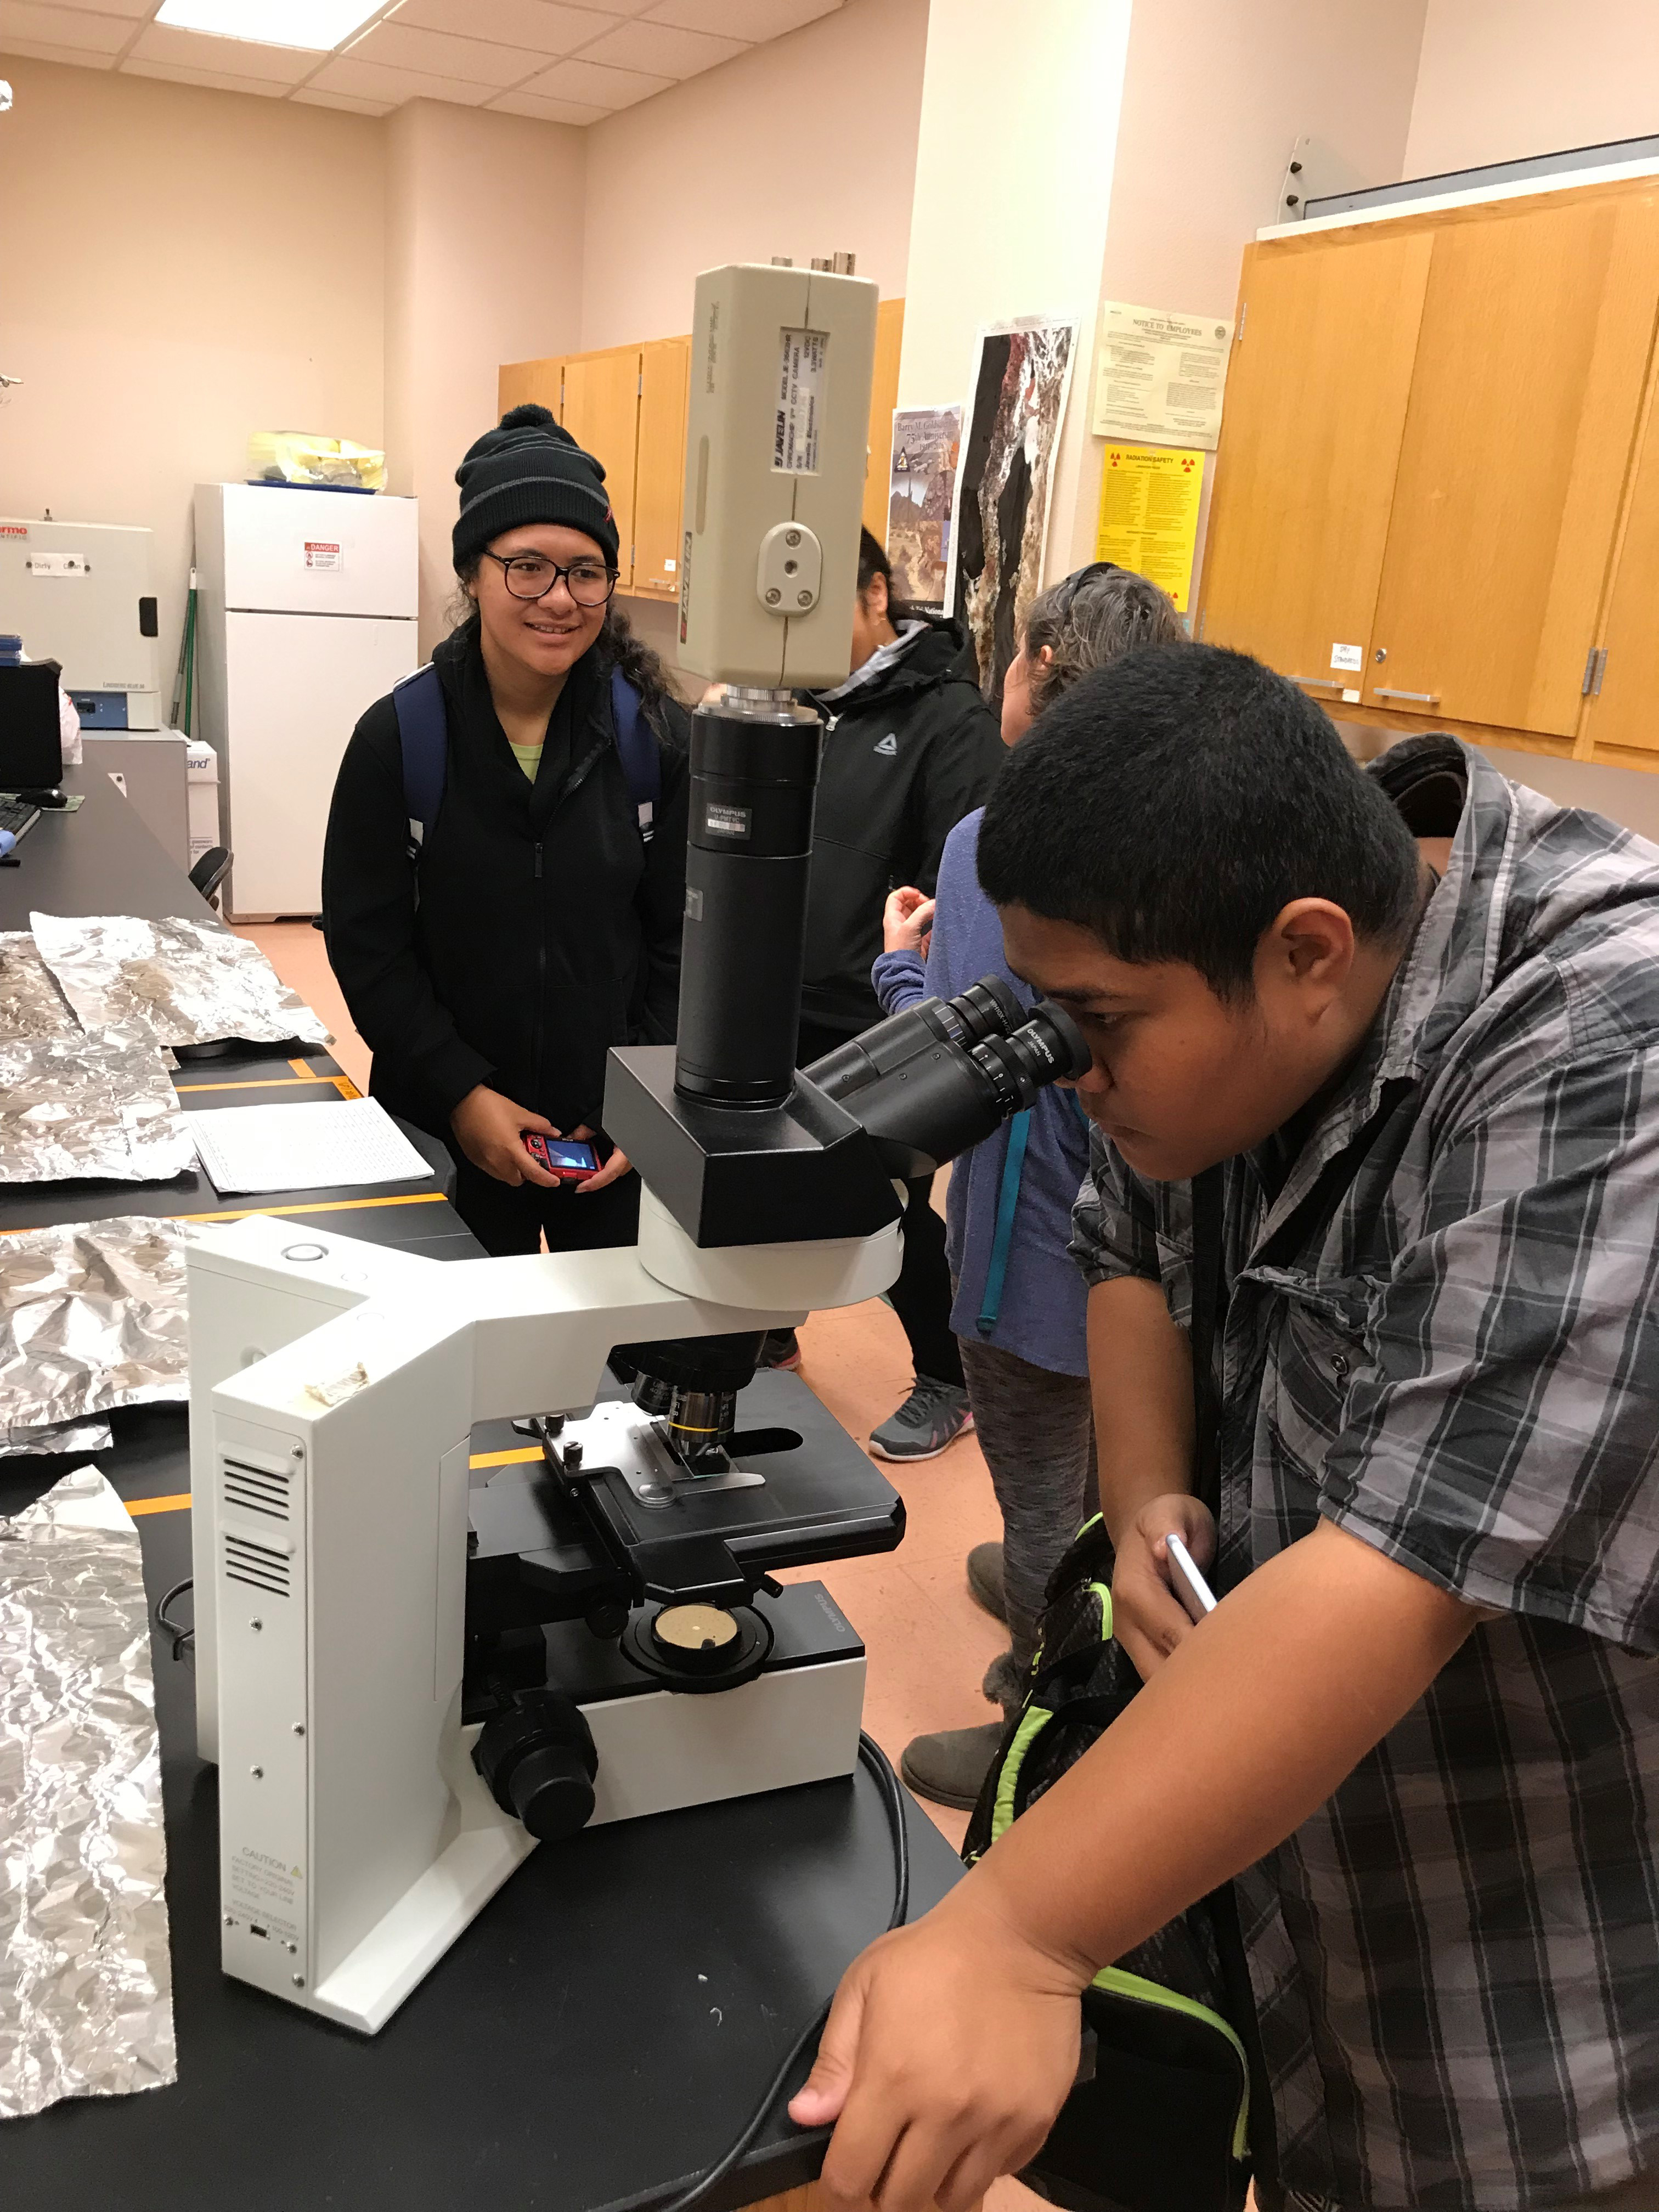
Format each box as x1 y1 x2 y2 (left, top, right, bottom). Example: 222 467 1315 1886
1095 442 1205 613
1090 301 1233 450
947 319 1077 705
887 405 962 613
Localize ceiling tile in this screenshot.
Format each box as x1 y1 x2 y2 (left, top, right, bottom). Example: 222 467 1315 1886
516 53 670 107
304 51 494 104
342 19 540 88
122 55 289 94
488 88 609 124
646 0 840 35
391 0 614 55
129 20 317 82
0 1 132 54
12 0 154 15
580 16 745 75
292 83 393 113
0 33 119 64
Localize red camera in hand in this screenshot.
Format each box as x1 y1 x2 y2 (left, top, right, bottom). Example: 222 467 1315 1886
524 1133 600 1182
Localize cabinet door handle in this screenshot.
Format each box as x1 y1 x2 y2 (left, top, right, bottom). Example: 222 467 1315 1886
1374 686 1439 704
1287 674 1341 691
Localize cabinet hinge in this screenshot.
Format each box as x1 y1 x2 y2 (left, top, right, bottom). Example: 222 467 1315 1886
638 370 644 395
1236 302 1247 342
1582 645 1609 696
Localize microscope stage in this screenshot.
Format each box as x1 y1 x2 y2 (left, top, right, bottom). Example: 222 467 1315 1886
466 1367 904 1629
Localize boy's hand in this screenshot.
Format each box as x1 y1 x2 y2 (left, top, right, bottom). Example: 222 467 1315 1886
568 1123 632 1194
883 886 936 956
1110 1493 1217 1681
449 1084 561 1188
789 1882 1086 2212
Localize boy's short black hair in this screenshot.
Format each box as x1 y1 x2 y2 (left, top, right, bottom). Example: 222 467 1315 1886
975 644 1421 997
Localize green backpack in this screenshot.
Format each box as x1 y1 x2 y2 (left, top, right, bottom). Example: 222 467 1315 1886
961 1166 1277 2212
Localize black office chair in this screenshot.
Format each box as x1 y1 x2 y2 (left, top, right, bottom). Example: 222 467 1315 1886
190 845 232 907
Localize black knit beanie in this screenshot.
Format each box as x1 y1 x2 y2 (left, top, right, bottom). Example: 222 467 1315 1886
452 403 619 572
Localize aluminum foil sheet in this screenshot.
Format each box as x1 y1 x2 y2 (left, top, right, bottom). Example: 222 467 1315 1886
30 911 331 1053
0 933 80 1041
0 1217 190 1434
1 1418 114 1459
0 1462 177 2117
0 1037 194 1184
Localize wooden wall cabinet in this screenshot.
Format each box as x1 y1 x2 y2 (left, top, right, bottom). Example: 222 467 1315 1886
1198 178 1659 765
500 301 904 613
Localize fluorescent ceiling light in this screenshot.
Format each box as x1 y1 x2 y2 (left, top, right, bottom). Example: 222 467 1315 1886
154 0 383 51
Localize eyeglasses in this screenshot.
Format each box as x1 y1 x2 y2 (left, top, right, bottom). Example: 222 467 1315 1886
483 551 619 606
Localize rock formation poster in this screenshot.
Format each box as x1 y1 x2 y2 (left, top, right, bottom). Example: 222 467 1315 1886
887 405 962 613
946 320 1077 706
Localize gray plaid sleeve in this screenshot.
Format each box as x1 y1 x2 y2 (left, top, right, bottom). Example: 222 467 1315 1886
1070 1125 1163 1289
1319 1047 1659 1654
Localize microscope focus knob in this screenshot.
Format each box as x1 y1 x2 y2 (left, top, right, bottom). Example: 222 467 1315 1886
472 1688 599 1843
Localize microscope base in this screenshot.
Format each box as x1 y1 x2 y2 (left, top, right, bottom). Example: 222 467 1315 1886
227 1592 866 2034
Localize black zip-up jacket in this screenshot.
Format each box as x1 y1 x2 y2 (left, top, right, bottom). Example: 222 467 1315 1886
321 618 690 1140
797 614 1003 1035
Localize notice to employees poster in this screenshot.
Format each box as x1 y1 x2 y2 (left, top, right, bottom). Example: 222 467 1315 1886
1091 302 1232 450
1096 443 1205 612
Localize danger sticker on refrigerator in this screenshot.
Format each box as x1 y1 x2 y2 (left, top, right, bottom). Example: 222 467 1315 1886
774 328 828 474
304 541 344 572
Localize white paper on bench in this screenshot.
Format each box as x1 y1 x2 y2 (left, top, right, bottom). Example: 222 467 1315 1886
184 1097 431 1196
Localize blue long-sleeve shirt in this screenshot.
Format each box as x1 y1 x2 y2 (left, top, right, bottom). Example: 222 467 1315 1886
871 808 1091 1377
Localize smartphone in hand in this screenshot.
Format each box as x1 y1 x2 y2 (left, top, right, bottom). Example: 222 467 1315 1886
1166 1531 1218 1624
524 1133 600 1182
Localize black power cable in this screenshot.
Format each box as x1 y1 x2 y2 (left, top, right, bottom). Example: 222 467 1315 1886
658 1731 912 2212
155 1575 195 1661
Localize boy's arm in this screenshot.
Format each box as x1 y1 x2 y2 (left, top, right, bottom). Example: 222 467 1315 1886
792 1517 1477 2212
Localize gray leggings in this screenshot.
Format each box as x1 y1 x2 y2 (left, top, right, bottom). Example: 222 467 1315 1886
957 1334 1096 1713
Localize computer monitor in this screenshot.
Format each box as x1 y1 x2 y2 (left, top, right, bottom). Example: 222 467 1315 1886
0 664 65 791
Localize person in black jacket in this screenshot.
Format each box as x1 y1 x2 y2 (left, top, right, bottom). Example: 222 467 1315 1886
322 403 691 1257
776 528 1005 1462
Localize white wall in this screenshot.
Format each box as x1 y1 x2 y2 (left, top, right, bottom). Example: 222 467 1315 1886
580 0 928 353
0 54 385 706
896 0 1135 606
385 100 586 655
1405 0 1659 179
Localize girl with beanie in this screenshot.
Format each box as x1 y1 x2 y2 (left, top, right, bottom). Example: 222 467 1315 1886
323 404 691 1257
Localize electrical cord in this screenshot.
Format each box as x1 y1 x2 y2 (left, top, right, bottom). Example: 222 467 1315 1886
658 1731 912 2212
155 1575 195 1661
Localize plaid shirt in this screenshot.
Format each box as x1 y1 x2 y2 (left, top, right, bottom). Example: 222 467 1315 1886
1071 744 1659 2210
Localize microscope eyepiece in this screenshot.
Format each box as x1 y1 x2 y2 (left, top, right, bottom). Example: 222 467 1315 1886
799 980 1090 1183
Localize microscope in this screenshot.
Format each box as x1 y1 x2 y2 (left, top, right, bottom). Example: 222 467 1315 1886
185 262 1087 2033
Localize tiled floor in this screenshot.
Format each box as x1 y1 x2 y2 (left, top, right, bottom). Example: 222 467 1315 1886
238 920 1041 2212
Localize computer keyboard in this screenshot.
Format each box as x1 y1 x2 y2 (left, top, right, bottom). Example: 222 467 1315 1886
0 799 41 842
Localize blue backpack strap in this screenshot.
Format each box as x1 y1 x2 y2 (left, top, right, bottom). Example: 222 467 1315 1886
610 668 661 843
978 1108 1032 1335
393 664 447 864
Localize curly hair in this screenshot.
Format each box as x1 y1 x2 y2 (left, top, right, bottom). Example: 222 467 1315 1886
1022 562 1186 716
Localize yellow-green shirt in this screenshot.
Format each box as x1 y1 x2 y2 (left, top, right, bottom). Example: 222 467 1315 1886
509 739 542 783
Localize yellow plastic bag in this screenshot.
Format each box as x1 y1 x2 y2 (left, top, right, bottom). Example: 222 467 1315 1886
247 432 387 493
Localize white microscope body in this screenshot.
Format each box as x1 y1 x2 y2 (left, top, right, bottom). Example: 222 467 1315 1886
188 1193 899 2032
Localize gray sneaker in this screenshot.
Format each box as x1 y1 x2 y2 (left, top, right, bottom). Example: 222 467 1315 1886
900 1722 1004 1810
967 1540 1006 1622
867 1374 975 1463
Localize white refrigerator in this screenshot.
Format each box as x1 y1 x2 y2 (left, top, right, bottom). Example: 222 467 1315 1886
194 483 419 918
